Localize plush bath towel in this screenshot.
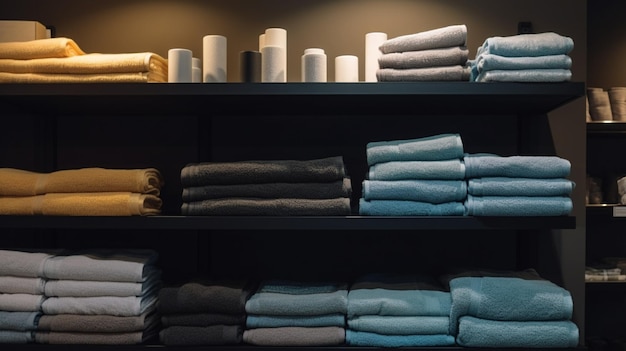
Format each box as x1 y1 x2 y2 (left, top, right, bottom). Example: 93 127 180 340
243 326 345 346
477 32 574 58
379 24 467 54
35 330 154 345
348 315 450 335
161 312 245 327
456 316 579 348
44 271 161 297
0 293 45 312
157 281 252 315
0 311 41 331
463 153 571 179
368 159 466 181
160 325 243 345
181 197 352 216
348 288 451 318
246 314 346 328
0 250 53 278
0 167 164 197
346 330 455 347
468 177 574 197
38 311 157 334
0 330 34 344
376 65 471 82
42 294 157 317
475 53 572 72
0 276 46 295
0 192 162 216
181 156 346 187
0 37 85 59
0 71 167 83
362 179 467 203
245 289 348 316
378 46 469 69
182 178 352 201
473 68 572 83
359 199 465 216
464 195 573 216
367 134 464 165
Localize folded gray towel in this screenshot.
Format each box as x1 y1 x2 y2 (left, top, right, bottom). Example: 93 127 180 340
0 330 34 343
160 325 242 345
243 326 345 346
41 294 157 317
376 65 471 82
157 281 252 315
380 24 467 54
378 46 468 69
0 276 46 295
37 307 157 333
181 197 352 216
35 330 151 345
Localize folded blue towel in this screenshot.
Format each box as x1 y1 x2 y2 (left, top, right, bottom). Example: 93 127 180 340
464 153 571 179
467 177 574 197
476 53 572 72
258 280 348 295
464 195 572 216
362 180 467 203
348 288 451 317
346 330 455 347
246 314 346 328
359 199 465 216
456 316 579 348
368 160 465 181
0 311 40 331
245 290 348 316
0 330 34 344
449 276 573 335
348 315 449 335
474 68 572 83
379 24 467 54
478 32 574 57
366 134 464 166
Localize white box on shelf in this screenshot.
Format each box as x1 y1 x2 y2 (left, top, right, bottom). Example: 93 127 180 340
0 20 48 42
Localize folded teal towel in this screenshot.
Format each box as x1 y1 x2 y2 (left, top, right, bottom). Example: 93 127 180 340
464 153 571 179
474 68 572 83
464 195 572 216
346 330 455 347
367 134 464 165
245 290 348 316
449 276 573 335
359 199 465 216
476 53 572 72
478 32 574 57
368 160 465 181
348 315 449 335
378 46 469 69
468 177 574 197
380 24 467 54
0 330 34 344
258 280 348 295
456 316 579 348
0 311 40 331
348 288 451 317
246 314 345 328
363 180 467 203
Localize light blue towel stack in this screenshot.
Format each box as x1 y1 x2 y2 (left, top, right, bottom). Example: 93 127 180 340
463 153 574 216
346 273 455 347
376 24 471 82
470 32 574 82
360 134 466 216
449 276 579 347
243 280 347 346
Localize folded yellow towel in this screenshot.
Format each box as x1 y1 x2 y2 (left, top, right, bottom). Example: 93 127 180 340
0 37 85 60
0 71 166 83
0 192 162 216
0 168 164 197
0 52 167 76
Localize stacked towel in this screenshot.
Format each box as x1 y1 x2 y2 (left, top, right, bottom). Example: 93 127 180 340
0 167 164 216
346 273 455 347
449 275 579 347
463 153 574 216
180 156 352 216
470 32 574 82
0 37 167 83
243 280 347 346
157 280 252 346
359 134 466 216
377 24 471 82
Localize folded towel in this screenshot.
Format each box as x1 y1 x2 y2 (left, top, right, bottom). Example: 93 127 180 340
0 168 164 197
0 293 45 312
346 330 455 347
0 250 53 278
464 153 571 179
351 273 446 291
35 330 153 345
367 134 464 165
456 316 579 348
181 197 352 216
363 179 467 203
378 46 469 69
359 199 465 216
587 87 614 121
44 272 161 297
464 195 572 216
380 24 467 54
468 177 574 197
477 32 574 57
245 290 348 316
476 53 572 72
157 281 252 315
348 315 450 335
348 288 451 317
368 159 466 181
161 312 245 327
376 65 471 82
258 280 348 294
183 178 352 201
608 87 626 121
0 192 162 216
38 308 156 333
474 68 572 83
0 311 41 331
0 37 85 59
181 156 346 187
160 325 243 345
0 276 46 295
0 330 34 344
247 313 346 328
42 295 157 317
243 326 345 346
0 71 167 83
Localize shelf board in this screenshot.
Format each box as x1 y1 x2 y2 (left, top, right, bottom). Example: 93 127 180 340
587 121 626 133
0 82 584 116
0 215 576 230
586 204 626 217
586 281 626 292
0 346 588 351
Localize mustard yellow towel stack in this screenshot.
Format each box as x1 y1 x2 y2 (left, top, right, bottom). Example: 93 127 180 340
0 168 164 216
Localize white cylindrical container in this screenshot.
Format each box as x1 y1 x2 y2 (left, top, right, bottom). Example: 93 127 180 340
335 55 359 82
301 48 327 82
192 57 202 83
168 48 193 83
259 33 266 51
262 28 287 82
202 35 227 83
365 32 387 82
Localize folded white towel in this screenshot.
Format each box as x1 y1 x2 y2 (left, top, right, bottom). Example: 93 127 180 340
0 293 45 312
44 269 161 297
42 295 157 317
0 276 46 295
0 250 53 278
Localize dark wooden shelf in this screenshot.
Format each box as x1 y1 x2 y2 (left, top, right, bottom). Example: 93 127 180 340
2 345 587 351
587 121 626 134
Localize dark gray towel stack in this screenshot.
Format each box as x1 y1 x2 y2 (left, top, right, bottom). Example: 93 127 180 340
180 156 352 216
